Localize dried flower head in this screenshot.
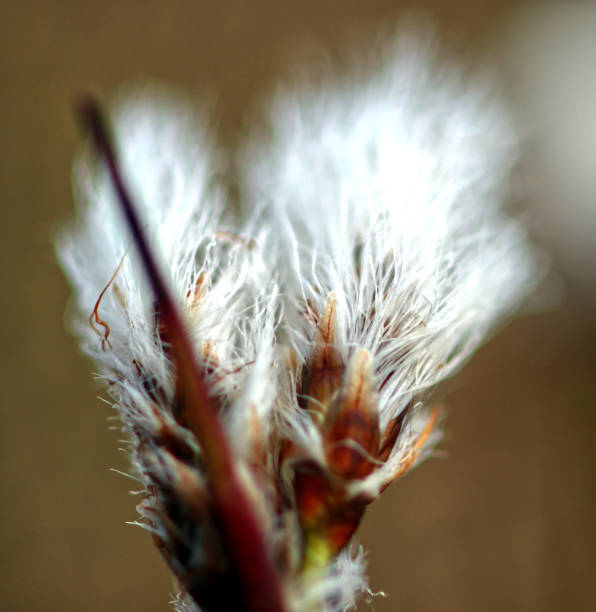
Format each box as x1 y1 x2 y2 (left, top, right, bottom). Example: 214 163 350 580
57 33 538 612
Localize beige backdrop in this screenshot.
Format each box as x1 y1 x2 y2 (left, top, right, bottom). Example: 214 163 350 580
1 1 594 611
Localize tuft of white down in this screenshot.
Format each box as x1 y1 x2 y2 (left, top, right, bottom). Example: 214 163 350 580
242 33 539 474
56 92 280 458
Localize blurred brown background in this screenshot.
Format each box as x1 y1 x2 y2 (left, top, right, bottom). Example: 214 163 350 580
1 1 594 610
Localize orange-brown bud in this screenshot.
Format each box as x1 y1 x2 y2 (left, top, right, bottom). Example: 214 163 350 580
300 292 344 420
324 349 380 480
377 401 411 462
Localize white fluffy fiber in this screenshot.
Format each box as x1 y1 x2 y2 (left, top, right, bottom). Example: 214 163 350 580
243 31 536 441
58 92 279 451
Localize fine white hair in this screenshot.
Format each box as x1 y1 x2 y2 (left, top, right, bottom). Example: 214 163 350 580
242 31 536 493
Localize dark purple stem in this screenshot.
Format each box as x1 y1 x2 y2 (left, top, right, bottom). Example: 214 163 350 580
75 96 287 612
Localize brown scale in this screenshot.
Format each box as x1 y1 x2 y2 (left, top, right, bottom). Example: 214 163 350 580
132 359 170 407
378 405 440 494
323 349 380 480
377 399 412 463
187 272 206 310
298 292 345 421
145 403 198 466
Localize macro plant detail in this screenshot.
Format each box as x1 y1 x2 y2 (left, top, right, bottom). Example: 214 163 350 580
57 34 538 612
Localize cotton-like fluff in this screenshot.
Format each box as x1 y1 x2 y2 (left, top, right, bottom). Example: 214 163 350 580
242 33 536 503
58 32 539 612
60 94 281 446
